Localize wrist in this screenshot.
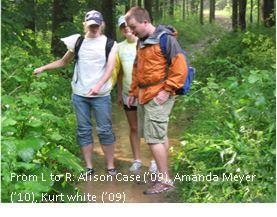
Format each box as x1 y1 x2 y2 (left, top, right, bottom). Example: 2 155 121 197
40 66 46 72
97 81 104 87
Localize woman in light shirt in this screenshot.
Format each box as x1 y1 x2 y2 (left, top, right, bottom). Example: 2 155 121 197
116 16 157 173
33 10 118 176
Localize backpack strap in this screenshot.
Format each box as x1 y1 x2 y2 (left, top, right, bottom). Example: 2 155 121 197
105 38 115 61
74 36 114 62
139 33 194 94
73 35 84 84
74 35 85 62
160 33 171 66
160 33 191 67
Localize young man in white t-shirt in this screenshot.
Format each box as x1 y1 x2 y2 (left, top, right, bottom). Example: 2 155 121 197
33 10 118 176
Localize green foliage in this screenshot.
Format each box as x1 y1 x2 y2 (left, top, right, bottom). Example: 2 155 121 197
1 0 275 203
1 44 82 202
161 16 226 49
194 27 275 82
171 27 276 202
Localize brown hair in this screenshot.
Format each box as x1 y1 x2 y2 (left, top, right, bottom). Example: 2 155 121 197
125 7 151 23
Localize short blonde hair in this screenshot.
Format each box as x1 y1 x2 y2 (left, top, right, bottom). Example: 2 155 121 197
125 7 151 23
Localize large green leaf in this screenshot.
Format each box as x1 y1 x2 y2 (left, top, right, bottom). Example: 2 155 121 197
1 116 17 128
19 94 43 105
15 138 45 162
26 117 43 128
15 162 37 170
50 132 63 141
18 148 34 162
13 167 54 202
47 146 83 173
248 71 261 84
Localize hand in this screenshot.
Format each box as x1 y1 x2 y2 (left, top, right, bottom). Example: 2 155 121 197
87 83 102 96
33 67 45 75
154 90 170 105
126 96 135 108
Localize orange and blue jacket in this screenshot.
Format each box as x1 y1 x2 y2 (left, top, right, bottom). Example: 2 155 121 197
129 25 188 104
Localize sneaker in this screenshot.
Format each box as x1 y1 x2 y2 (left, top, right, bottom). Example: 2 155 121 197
129 160 142 172
146 173 160 185
148 160 157 173
143 180 175 195
82 168 95 176
107 168 117 176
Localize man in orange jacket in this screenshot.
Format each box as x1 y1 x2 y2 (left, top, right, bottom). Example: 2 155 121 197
125 7 188 195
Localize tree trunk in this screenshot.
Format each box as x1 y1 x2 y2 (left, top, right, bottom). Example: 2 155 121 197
161 0 164 20
257 0 261 24
183 0 186 20
51 0 73 56
250 0 253 23
191 0 199 14
200 0 204 24
186 0 190 17
138 0 142 7
232 0 238 31
24 0 36 31
163 0 168 19
125 0 131 13
155 0 160 21
239 0 247 31
209 0 216 23
144 0 153 22
87 0 102 11
169 0 174 17
262 0 275 27
102 0 116 39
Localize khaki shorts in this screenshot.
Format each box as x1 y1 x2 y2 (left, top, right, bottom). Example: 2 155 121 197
138 96 175 144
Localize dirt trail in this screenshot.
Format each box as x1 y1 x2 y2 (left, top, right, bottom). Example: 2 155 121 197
77 103 181 203
189 14 231 56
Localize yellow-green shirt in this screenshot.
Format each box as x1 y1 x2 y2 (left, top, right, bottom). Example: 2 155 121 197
117 39 137 94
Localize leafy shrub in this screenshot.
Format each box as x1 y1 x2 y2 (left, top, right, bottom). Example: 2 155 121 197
1 46 83 202
171 27 276 202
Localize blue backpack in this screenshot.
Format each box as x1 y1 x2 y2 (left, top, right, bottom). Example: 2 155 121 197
160 33 195 95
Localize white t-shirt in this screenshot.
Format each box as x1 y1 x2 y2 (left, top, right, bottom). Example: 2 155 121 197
61 34 116 97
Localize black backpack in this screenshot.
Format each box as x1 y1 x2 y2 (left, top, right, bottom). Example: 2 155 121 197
73 35 114 84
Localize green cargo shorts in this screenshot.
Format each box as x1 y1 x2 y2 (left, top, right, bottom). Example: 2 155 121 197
138 96 175 144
